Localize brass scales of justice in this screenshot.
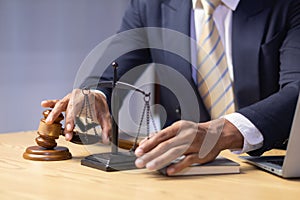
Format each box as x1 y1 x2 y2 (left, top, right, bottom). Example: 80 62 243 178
23 62 158 171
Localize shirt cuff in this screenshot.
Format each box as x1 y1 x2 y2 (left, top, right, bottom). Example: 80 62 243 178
223 113 264 154
90 89 107 99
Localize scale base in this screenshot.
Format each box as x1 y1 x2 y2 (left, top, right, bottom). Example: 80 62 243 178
81 152 137 171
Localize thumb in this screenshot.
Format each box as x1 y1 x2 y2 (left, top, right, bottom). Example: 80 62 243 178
99 114 112 144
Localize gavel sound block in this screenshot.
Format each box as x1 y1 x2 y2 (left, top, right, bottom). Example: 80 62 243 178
23 110 72 161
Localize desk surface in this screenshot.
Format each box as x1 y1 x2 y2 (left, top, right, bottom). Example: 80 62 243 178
0 131 299 200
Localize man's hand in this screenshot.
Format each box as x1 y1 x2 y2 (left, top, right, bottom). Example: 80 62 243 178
134 119 243 175
41 89 112 144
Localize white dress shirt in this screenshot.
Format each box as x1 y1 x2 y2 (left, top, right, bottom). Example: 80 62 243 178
192 0 263 153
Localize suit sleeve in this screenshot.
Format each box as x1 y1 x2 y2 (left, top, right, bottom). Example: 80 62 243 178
239 1 300 156
79 0 152 108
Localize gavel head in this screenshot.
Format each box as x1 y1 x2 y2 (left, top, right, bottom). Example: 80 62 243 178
35 110 64 149
23 109 72 161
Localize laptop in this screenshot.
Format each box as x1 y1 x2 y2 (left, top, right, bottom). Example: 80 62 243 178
240 93 300 178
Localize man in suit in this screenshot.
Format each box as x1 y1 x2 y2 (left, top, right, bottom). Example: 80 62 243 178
43 0 300 175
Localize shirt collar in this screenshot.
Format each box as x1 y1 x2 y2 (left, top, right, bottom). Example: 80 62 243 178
192 0 240 11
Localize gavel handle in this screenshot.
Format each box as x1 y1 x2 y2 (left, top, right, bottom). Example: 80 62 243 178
60 129 141 150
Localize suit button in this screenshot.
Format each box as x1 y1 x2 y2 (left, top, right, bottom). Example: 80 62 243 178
175 106 181 118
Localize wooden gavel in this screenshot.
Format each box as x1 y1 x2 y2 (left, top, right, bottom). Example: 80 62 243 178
23 110 140 161
38 110 138 149
34 110 64 149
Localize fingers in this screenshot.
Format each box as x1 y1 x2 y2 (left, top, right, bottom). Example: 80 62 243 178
134 120 223 174
167 148 220 175
44 94 71 124
135 144 187 170
134 131 198 170
135 124 179 157
165 154 205 175
41 94 74 141
135 120 199 157
138 137 149 146
64 96 75 141
97 112 111 144
41 100 60 108
94 93 112 144
138 133 154 146
166 154 199 175
135 121 198 169
40 90 113 145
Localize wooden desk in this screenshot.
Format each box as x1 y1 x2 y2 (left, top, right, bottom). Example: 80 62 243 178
0 131 299 200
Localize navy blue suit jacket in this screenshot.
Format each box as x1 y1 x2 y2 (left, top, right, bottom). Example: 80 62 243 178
97 0 300 156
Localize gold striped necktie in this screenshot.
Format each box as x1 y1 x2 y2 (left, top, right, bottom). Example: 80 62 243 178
197 0 235 119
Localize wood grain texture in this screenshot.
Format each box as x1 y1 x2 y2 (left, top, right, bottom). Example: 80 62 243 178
0 131 299 200
23 146 72 161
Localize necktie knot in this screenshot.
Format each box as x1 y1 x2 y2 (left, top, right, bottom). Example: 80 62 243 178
199 0 221 15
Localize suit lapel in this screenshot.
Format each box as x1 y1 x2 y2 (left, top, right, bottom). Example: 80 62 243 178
161 0 191 35
161 0 193 81
232 0 272 108
160 0 273 109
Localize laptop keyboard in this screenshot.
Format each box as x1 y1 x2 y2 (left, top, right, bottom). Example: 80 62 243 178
267 160 284 166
